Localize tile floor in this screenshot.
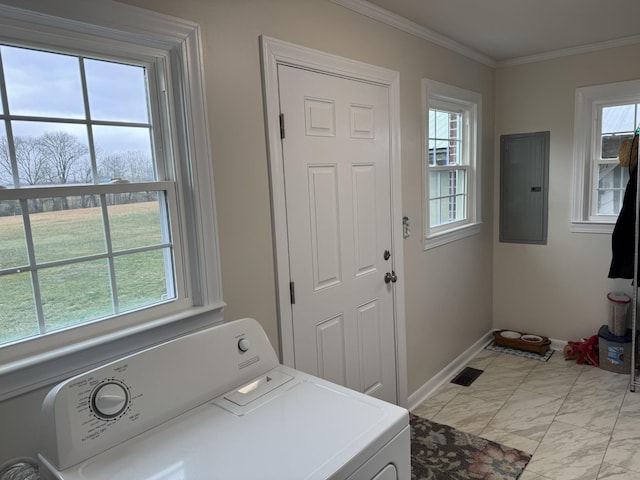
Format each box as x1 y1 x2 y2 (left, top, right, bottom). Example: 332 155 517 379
411 348 640 480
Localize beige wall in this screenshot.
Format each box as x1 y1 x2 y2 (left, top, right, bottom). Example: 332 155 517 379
115 0 496 393
494 45 640 341
0 0 495 461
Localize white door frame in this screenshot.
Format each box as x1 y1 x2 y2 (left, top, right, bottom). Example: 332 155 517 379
260 36 407 406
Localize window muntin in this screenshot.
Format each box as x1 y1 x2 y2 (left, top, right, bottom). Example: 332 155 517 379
422 79 481 249
0 43 180 347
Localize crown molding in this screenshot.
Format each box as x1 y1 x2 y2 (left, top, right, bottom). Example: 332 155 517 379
330 0 496 67
331 0 640 68
498 34 640 67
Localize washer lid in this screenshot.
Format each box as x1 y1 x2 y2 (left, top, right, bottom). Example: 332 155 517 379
40 373 407 480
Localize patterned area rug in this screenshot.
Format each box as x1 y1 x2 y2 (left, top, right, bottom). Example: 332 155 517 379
410 414 531 480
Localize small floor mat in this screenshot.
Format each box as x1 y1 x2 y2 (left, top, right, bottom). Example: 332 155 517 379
486 342 555 361
450 366 484 386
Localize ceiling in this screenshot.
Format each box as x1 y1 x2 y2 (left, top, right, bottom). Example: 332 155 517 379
358 0 640 64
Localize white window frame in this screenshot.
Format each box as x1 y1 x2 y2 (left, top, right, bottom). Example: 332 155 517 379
0 1 224 400
572 79 640 233
422 79 481 249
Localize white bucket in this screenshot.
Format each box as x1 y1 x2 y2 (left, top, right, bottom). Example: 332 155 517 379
607 292 631 337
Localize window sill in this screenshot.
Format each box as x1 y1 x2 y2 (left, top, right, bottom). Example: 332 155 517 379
424 222 481 250
0 303 225 401
570 221 614 234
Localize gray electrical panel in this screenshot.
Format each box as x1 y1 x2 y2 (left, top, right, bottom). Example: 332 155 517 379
500 131 549 244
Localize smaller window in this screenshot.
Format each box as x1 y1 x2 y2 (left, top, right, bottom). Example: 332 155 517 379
572 80 640 233
422 79 481 249
593 104 638 217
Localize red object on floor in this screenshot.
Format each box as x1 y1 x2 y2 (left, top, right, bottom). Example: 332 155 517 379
564 335 599 367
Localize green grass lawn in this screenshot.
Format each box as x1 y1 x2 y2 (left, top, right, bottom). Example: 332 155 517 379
0 201 171 344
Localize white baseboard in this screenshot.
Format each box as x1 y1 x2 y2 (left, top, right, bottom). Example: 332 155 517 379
407 330 568 411
407 330 493 410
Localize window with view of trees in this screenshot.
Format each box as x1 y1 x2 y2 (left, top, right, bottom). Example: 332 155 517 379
0 1 221 401
0 44 180 346
422 79 481 249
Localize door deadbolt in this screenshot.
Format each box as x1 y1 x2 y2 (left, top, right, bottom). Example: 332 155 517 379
383 250 391 261
384 271 398 284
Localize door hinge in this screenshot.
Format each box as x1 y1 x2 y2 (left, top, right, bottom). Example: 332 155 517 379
279 113 285 139
289 281 295 304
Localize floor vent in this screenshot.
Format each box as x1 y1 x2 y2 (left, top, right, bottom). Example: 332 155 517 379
450 367 483 387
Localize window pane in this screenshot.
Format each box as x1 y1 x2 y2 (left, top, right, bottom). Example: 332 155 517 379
428 110 436 138
433 110 449 138
433 140 449 166
0 126 12 187
11 122 90 186
448 140 461 165
1 45 85 118
108 192 166 251
596 163 629 215
85 59 149 123
429 169 467 227
454 194 466 221
0 200 28 269
429 198 441 228
455 169 467 194
0 272 39 345
429 171 446 199
602 104 634 133
602 133 633 159
28 197 106 263
115 249 173 313
39 260 113 332
438 197 450 224
428 139 436 166
94 125 155 182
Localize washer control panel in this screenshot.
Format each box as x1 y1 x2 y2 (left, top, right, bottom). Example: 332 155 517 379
90 379 131 420
237 337 250 352
39 318 279 471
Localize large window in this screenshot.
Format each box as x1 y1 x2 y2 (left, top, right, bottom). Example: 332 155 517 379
422 79 481 249
572 80 640 233
0 2 222 399
0 44 181 346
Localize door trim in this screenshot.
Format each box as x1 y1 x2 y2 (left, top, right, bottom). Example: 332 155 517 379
260 36 407 406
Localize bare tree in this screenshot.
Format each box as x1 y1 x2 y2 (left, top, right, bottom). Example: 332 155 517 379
0 136 11 186
37 131 89 209
0 136 51 188
98 150 155 204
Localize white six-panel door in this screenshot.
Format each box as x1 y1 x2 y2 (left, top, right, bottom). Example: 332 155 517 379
278 65 397 403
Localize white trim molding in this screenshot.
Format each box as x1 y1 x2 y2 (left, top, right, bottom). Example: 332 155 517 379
331 0 495 67
260 35 408 407
408 330 493 410
332 0 640 67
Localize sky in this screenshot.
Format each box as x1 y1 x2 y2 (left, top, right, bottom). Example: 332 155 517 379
0 44 153 156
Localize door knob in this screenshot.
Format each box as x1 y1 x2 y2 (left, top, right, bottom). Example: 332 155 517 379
384 271 398 284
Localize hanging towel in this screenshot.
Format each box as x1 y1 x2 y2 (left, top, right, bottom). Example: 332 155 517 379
609 135 639 279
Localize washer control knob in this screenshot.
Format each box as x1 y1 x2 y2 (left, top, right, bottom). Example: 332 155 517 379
92 382 128 418
238 337 250 352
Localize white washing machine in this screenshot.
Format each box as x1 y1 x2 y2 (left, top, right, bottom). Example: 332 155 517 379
37 318 410 480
